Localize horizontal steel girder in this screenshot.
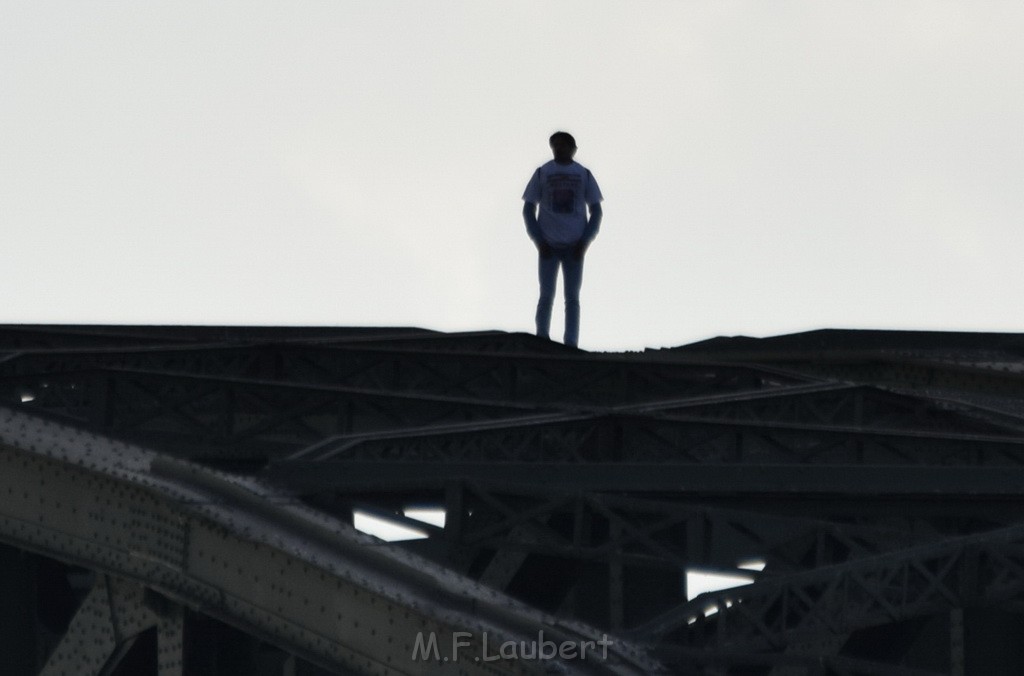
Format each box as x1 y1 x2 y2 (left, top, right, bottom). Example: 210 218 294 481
267 461 1024 496
0 338 808 407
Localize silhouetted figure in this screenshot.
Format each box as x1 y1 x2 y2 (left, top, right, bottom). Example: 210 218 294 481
522 132 603 348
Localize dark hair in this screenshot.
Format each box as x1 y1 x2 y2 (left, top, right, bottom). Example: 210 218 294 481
549 131 577 149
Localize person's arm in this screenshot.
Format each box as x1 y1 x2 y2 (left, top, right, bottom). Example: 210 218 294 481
523 202 552 256
583 202 602 242
522 168 544 243
574 202 602 259
523 201 541 242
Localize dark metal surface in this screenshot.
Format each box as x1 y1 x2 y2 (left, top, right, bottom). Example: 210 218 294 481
0 324 1023 675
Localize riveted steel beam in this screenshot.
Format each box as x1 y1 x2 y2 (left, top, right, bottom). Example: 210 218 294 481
40 575 161 676
2 325 1024 673
0 405 660 675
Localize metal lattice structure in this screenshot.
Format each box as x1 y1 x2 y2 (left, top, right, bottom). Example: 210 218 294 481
1 324 1023 675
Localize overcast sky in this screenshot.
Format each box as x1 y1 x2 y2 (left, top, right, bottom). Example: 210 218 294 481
3 2 1023 351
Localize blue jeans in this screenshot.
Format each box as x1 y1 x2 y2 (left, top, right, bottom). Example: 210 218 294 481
536 247 584 348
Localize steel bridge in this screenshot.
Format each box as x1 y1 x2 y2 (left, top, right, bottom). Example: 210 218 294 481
1 324 1023 675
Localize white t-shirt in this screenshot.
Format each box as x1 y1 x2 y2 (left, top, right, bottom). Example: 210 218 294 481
522 160 603 247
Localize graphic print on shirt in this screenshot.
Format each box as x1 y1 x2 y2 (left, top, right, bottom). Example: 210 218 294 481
546 173 581 215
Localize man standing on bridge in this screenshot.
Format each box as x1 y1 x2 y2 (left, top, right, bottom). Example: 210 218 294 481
522 131 603 349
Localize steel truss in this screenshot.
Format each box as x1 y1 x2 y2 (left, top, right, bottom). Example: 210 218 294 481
0 325 1023 674
0 404 654 675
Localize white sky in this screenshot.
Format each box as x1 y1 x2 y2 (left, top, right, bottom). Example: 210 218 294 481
4 2 1023 351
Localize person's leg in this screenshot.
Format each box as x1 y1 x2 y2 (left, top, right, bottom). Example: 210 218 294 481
535 252 560 340
561 250 584 348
